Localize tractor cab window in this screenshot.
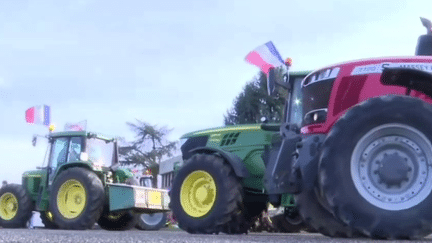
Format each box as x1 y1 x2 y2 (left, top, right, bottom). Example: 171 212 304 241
67 137 83 162
288 76 305 127
86 138 114 167
49 137 69 168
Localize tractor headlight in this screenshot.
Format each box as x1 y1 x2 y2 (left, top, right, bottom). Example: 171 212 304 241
304 109 328 125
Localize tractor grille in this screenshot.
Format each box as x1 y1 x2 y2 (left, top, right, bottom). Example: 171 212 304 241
302 78 335 126
220 132 241 146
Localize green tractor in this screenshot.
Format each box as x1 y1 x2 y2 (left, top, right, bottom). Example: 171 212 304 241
0 128 170 230
169 71 310 234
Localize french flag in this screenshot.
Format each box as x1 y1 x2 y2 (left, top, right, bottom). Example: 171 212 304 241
25 105 50 126
245 41 285 74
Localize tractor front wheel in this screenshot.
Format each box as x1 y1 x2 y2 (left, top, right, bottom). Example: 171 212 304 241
295 184 363 237
170 153 246 234
319 95 432 239
0 184 33 228
49 167 105 230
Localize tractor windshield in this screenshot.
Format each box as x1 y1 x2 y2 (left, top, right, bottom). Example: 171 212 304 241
287 76 306 127
86 138 115 167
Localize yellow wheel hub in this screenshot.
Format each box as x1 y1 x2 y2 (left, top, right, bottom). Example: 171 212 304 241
57 179 87 219
0 193 18 220
180 170 217 218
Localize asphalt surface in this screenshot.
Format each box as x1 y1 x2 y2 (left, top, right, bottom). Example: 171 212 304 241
1 228 432 243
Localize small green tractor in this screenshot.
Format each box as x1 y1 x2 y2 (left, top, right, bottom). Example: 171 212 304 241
0 128 170 230
169 71 310 234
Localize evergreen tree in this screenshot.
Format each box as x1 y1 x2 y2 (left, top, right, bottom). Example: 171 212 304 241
224 69 286 125
118 120 177 181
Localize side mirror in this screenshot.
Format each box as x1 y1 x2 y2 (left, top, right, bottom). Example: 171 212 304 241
267 67 290 96
267 68 277 96
32 136 37 147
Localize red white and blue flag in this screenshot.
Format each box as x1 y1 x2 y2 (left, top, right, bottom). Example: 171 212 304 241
25 105 50 126
245 41 285 74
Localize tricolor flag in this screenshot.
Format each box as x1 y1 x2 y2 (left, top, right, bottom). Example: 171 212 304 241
245 41 285 74
25 105 50 126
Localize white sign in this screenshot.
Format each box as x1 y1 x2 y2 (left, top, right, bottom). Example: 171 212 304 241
351 62 432 76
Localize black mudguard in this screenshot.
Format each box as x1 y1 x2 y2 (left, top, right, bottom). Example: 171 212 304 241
189 147 249 178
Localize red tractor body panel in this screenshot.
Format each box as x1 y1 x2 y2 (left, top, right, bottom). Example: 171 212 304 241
300 56 432 134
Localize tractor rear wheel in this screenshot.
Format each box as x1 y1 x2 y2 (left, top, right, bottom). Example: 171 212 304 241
40 211 58 229
0 184 33 228
170 153 247 234
319 95 432 239
49 167 105 230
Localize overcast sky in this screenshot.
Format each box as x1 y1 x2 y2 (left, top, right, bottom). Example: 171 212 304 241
1 0 431 183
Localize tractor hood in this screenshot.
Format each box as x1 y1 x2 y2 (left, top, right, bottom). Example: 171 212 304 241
180 124 266 139
180 123 279 161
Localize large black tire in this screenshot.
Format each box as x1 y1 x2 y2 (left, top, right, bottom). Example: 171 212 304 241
49 167 105 230
40 211 59 229
97 206 139 231
0 184 33 228
226 194 267 234
170 153 247 234
136 212 167 230
295 184 363 237
319 95 432 239
97 177 139 231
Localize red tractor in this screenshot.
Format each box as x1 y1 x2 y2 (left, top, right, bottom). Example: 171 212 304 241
263 17 432 239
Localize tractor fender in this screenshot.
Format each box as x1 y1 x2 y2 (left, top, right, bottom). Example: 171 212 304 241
189 147 250 178
54 162 94 180
381 67 432 97
290 134 326 194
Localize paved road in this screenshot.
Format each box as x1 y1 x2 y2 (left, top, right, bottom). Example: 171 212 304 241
1 228 432 243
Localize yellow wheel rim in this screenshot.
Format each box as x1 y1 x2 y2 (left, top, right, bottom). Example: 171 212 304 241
0 193 18 220
57 179 87 219
180 170 217 218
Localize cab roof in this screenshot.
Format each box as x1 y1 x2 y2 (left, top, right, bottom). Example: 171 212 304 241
49 131 114 141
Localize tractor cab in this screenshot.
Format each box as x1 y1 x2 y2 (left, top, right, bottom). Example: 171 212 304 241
46 131 118 172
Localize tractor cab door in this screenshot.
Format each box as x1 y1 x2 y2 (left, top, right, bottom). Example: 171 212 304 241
47 137 83 185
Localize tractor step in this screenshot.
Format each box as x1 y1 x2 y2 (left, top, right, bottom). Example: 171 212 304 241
107 183 170 213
